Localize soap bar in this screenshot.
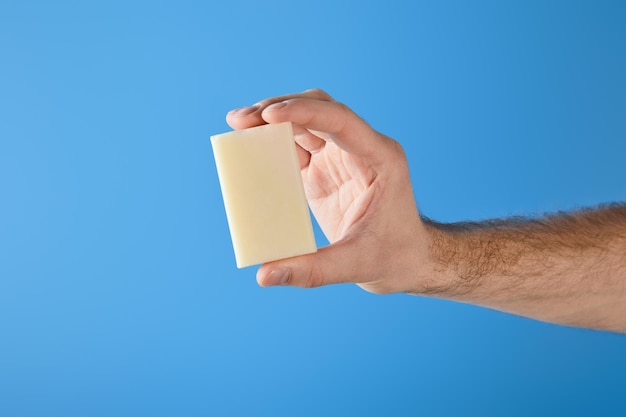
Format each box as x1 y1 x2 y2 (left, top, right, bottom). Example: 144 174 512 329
211 122 317 268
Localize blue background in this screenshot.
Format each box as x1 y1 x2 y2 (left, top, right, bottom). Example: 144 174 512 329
1 1 625 416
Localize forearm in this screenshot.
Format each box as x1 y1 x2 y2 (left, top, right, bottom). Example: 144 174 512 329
420 205 626 333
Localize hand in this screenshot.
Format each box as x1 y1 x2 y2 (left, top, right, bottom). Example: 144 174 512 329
225 89 626 332
226 89 435 294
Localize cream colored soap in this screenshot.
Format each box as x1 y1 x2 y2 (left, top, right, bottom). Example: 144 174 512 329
211 122 317 268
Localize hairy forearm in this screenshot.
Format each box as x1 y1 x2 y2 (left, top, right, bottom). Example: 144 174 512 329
420 204 626 332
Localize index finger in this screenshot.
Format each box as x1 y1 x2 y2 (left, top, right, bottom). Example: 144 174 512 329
260 98 392 163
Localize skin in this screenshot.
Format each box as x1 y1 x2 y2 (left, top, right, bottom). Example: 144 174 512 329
226 89 626 333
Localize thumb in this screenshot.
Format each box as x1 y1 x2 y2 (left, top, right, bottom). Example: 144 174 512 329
256 238 371 288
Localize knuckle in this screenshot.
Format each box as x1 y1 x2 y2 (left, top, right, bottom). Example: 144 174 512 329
333 101 354 122
301 262 325 288
305 88 333 101
254 98 273 108
333 101 350 113
302 270 322 288
392 139 408 161
382 136 408 165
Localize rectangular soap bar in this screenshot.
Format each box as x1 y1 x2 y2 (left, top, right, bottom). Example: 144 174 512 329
211 122 317 268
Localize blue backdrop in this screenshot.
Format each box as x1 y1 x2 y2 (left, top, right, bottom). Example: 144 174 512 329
1 1 625 416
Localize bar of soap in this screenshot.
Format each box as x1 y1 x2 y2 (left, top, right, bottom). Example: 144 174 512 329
211 122 317 268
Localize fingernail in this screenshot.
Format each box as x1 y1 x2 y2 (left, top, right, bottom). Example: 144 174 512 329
229 105 258 116
265 268 290 286
264 101 288 111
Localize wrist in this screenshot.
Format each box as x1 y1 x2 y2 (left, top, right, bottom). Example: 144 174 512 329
411 218 478 298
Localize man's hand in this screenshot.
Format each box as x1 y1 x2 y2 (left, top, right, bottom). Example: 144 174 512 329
226 89 437 294
226 89 626 333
